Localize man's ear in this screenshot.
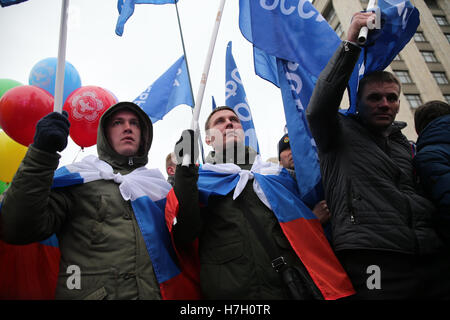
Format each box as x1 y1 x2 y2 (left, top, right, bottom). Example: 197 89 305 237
205 134 213 146
167 166 175 176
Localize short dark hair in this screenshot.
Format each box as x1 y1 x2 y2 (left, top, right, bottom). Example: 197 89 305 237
204 106 239 132
357 71 401 102
414 100 450 135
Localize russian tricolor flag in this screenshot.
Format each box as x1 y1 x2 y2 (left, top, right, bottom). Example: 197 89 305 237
0 155 201 299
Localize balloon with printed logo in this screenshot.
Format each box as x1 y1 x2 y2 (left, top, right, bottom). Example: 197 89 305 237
0 85 54 146
29 57 82 104
63 86 118 148
0 130 28 183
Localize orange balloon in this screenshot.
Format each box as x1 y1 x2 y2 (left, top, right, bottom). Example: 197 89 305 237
0 130 28 183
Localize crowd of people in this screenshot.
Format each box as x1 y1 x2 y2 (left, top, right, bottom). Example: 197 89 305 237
1 11 449 300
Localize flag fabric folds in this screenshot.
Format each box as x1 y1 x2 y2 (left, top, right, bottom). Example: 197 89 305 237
165 156 355 300
239 0 341 78
133 55 193 124
115 0 178 36
225 41 260 154
0 227 60 299
0 0 28 7
0 155 200 299
211 95 217 110
276 59 323 206
346 0 420 113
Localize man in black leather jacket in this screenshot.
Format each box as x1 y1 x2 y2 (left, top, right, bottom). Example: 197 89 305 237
306 12 450 299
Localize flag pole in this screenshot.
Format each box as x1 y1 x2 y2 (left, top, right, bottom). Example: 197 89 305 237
357 0 377 45
174 0 195 106
53 0 70 113
183 0 226 166
174 0 206 164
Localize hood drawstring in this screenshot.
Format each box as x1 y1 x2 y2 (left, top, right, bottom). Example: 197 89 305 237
128 157 134 166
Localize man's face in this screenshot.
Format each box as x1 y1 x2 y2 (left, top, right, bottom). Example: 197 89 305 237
358 81 400 133
206 109 244 150
279 147 294 170
106 110 141 156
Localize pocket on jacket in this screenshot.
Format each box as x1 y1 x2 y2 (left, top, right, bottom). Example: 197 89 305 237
200 241 251 299
83 286 107 300
90 194 110 244
200 241 244 264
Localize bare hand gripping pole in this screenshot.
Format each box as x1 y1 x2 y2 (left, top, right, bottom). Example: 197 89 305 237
357 0 377 46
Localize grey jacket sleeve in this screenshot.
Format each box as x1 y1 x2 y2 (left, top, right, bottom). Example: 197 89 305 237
306 41 361 153
0 146 70 244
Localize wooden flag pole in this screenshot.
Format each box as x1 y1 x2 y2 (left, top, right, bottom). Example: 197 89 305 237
53 0 70 113
182 0 226 166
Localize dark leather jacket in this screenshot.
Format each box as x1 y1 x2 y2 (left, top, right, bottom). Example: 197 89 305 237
306 41 443 255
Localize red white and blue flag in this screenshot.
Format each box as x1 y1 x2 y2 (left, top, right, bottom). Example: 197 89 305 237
0 155 200 299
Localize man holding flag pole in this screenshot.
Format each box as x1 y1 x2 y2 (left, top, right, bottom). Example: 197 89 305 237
306 8 450 299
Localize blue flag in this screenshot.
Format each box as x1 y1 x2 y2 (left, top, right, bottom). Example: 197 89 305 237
0 0 28 6
0 0 27 6
253 46 279 87
133 55 193 123
225 41 260 154
346 0 419 113
276 58 323 206
211 96 217 110
116 0 178 36
239 0 341 78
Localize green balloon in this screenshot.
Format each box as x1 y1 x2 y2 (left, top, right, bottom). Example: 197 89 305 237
0 78 23 100
0 180 9 195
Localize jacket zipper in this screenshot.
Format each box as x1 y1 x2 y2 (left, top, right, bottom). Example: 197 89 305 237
128 157 133 166
346 178 357 224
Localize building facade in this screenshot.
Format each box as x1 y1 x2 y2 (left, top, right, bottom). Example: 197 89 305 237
312 0 450 140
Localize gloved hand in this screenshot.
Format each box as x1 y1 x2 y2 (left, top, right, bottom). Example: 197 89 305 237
174 129 199 166
32 111 70 153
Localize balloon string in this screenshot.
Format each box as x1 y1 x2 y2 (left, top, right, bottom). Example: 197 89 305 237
72 147 84 164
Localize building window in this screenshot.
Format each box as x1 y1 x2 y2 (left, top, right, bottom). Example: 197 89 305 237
432 72 449 85
445 95 450 104
394 70 413 84
405 94 423 109
414 32 427 42
434 15 449 26
425 0 440 10
324 7 336 23
335 23 344 38
421 51 438 63
446 33 450 43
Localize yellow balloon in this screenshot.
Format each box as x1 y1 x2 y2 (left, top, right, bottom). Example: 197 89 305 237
0 130 28 183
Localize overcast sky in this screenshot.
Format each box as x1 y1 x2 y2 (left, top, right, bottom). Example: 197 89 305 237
0 0 311 177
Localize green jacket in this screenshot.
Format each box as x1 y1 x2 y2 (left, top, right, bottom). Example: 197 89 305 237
173 147 319 299
1 102 161 299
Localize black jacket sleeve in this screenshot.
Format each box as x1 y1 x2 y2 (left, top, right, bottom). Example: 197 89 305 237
172 164 203 245
306 41 361 153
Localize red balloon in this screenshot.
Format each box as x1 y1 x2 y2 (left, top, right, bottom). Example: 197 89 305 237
0 85 54 146
63 86 117 148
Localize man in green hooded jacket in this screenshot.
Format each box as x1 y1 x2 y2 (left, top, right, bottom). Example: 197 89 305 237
1 101 167 299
